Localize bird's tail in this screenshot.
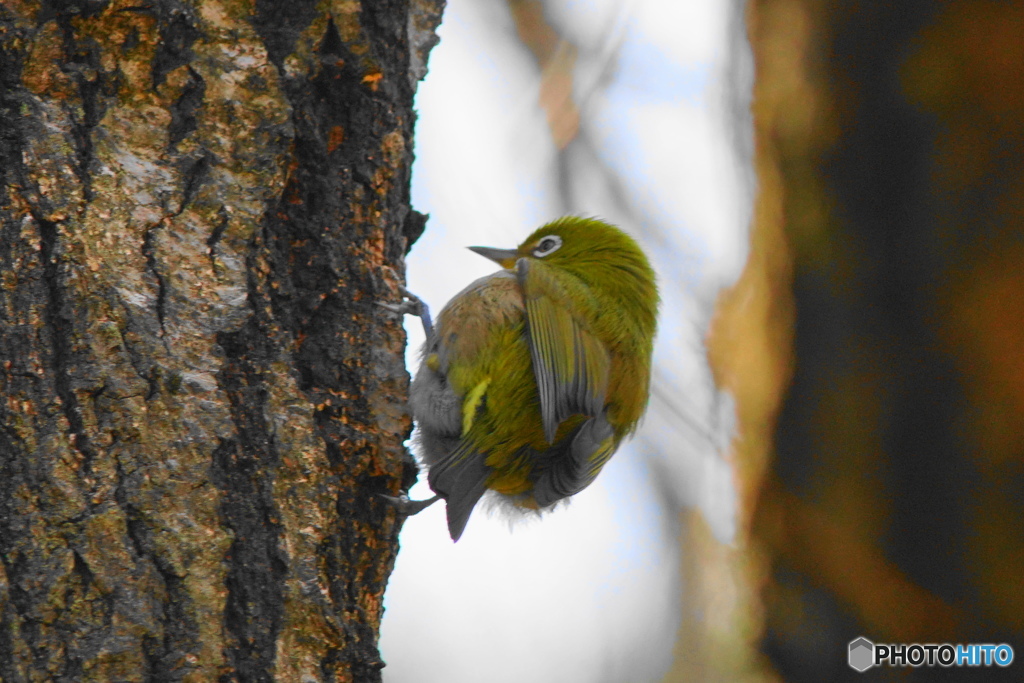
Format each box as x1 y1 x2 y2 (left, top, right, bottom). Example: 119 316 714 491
428 442 491 541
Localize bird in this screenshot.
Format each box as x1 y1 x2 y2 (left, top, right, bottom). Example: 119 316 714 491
385 216 659 541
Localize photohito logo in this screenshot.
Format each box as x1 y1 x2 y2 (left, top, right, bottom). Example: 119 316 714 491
848 637 1014 672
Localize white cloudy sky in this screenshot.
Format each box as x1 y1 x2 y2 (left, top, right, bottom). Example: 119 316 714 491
380 1 752 681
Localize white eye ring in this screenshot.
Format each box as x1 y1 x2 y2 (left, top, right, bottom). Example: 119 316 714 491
532 235 562 257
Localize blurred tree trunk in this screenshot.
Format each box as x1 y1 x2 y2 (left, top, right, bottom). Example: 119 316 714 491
735 0 1024 681
0 0 442 680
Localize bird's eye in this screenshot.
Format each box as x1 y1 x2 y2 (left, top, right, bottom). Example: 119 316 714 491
532 235 562 257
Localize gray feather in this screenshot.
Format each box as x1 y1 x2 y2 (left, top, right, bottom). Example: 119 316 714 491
410 361 462 445
427 442 491 541
532 414 615 508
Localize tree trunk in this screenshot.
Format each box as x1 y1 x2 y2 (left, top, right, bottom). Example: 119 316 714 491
0 0 442 680
743 0 1024 678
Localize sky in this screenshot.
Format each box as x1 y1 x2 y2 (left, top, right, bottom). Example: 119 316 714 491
379 1 752 680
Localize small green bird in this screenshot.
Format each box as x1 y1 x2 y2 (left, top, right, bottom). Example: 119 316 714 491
390 216 658 541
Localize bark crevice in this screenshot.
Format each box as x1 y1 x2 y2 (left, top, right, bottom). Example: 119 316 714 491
211 232 290 681
37 214 98 476
167 66 206 150
140 221 167 336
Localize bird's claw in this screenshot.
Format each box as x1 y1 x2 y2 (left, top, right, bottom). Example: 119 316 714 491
379 493 441 516
378 286 426 315
378 286 434 338
377 299 422 317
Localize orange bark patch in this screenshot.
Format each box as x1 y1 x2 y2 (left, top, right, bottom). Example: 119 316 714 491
328 126 345 152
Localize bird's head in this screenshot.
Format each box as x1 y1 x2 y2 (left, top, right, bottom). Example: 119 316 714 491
469 216 659 334
469 216 646 273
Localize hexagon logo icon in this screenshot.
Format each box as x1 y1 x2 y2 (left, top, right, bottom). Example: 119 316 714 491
848 637 874 672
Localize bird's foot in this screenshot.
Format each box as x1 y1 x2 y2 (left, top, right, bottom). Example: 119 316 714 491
378 286 434 338
379 493 441 516
377 286 424 316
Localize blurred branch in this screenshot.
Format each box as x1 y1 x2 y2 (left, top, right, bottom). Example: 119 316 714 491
507 0 579 148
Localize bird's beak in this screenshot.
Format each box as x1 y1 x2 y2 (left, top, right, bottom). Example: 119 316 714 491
468 246 519 269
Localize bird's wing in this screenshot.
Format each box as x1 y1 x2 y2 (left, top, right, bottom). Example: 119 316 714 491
531 414 616 507
517 258 611 443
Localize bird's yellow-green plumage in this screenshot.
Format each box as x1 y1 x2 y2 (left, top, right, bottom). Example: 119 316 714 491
409 216 659 540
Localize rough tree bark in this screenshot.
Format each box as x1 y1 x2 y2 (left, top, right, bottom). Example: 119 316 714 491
0 0 443 680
